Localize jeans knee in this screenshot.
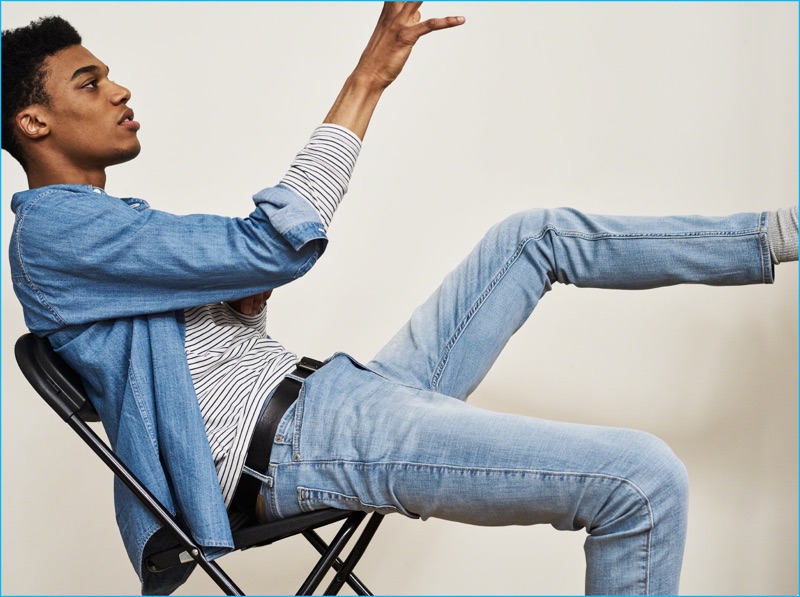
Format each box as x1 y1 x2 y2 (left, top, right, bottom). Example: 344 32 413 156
591 430 689 535
487 209 544 245
487 207 585 252
627 430 690 519
492 207 569 236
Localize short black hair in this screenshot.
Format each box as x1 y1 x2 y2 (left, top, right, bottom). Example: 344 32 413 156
2 16 82 169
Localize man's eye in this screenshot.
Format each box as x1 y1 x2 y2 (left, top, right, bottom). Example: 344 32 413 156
83 80 98 89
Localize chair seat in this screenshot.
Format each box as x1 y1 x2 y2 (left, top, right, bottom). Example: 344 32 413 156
147 508 356 572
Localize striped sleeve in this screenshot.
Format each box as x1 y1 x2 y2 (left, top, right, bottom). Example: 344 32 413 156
279 123 362 230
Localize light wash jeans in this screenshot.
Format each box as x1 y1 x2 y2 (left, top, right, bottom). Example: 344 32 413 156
255 207 772 595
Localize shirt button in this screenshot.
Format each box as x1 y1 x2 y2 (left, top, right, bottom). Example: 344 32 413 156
92 188 103 194
130 203 141 208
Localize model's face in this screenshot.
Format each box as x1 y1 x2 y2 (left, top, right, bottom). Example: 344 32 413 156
39 44 141 170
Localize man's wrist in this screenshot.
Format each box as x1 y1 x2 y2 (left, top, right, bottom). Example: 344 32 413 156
323 73 385 140
348 68 391 94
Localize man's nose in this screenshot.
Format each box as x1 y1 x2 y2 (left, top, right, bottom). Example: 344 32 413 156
109 81 132 105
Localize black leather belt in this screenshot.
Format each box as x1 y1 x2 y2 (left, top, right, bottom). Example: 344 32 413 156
231 356 323 515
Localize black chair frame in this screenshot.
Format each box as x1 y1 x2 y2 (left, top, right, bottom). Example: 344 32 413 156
14 332 384 595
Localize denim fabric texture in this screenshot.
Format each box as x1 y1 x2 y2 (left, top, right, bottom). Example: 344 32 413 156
254 208 772 595
9 183 328 595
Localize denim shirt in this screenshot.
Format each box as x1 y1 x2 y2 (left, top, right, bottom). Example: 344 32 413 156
9 183 328 594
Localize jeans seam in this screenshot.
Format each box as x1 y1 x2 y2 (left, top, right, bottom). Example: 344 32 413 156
291 383 307 460
284 458 655 507
431 237 532 391
297 486 400 514
552 229 761 240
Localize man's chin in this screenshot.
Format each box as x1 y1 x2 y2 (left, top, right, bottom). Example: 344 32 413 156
110 143 142 166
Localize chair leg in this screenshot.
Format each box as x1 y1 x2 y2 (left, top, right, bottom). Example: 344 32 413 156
295 512 366 595
302 530 372 596
203 560 245 596
323 513 384 596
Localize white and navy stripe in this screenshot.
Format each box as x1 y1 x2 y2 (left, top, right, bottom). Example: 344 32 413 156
280 124 361 229
184 123 361 505
185 304 297 505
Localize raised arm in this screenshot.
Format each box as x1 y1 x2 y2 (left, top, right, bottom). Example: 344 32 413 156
227 3 465 315
323 2 465 140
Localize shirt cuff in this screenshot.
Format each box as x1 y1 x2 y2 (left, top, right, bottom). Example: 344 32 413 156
252 184 327 251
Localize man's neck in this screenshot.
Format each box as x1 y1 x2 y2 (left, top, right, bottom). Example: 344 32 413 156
25 160 106 190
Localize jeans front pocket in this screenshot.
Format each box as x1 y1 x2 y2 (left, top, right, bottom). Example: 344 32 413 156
297 486 400 516
272 400 297 446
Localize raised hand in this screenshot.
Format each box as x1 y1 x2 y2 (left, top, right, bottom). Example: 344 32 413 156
323 2 465 139
354 2 466 90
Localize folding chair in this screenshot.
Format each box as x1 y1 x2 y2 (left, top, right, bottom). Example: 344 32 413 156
14 332 384 595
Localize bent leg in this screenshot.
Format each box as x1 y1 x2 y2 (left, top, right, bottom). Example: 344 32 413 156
263 359 689 595
369 208 772 399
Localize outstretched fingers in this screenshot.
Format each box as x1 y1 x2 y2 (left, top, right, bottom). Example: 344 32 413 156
398 2 424 18
389 2 465 41
405 15 466 41
381 1 420 23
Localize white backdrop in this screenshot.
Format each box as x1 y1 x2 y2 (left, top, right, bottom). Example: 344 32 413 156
2 2 797 595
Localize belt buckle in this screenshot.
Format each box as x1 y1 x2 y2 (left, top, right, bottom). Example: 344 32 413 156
297 356 322 373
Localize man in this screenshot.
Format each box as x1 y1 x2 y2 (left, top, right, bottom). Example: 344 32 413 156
3 3 797 595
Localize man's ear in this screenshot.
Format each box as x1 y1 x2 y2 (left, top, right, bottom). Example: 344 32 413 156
15 107 50 141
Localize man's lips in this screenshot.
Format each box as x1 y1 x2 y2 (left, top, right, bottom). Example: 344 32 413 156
118 108 140 131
